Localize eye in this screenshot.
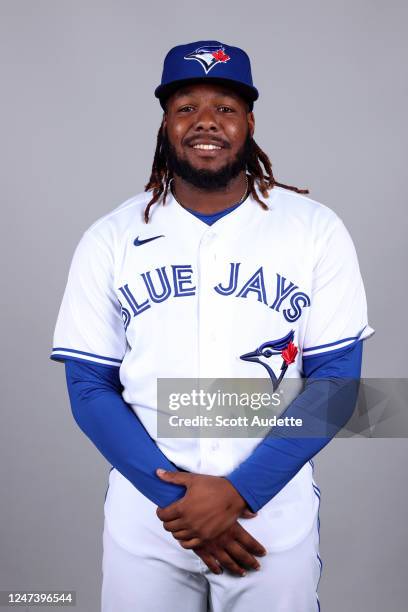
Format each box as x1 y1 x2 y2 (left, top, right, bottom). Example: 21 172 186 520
178 105 195 113
218 105 234 113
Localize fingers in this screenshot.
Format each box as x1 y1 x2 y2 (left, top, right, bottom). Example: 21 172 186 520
162 521 202 544
223 540 260 572
156 469 192 487
240 508 258 519
189 522 267 576
171 529 194 541
160 516 200 546
210 548 248 577
193 549 222 575
156 504 182 522
162 520 229 545
232 523 267 557
162 519 186 534
178 537 202 549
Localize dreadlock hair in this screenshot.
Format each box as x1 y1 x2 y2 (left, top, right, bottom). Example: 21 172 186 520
143 120 309 223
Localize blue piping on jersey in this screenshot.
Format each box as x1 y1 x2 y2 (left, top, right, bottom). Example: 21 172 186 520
51 347 122 364
303 336 359 353
310 460 323 612
303 326 369 359
51 354 121 368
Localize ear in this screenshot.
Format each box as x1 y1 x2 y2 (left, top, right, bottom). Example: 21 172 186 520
247 111 255 138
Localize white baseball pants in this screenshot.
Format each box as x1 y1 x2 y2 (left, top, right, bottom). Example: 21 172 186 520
101 495 321 611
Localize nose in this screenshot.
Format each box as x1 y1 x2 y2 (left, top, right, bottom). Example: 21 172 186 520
193 106 219 132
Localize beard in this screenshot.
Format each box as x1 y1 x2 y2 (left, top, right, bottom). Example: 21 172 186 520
162 130 252 190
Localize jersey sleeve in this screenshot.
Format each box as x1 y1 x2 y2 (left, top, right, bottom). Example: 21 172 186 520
50 229 127 368
302 215 375 360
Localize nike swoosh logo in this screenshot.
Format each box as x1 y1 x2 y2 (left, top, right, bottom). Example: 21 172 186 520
133 234 164 247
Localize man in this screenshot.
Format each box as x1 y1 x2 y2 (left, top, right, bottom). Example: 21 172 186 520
51 41 374 611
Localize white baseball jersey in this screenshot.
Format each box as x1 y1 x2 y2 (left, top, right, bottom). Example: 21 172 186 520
51 185 374 551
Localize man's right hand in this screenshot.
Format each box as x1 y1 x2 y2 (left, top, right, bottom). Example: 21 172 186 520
192 521 267 576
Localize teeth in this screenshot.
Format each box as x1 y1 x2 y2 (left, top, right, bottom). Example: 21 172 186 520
193 144 222 150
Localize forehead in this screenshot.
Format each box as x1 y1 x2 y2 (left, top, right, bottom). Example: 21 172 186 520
168 82 247 105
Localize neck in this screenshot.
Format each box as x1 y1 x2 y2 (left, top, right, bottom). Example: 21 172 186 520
171 172 248 214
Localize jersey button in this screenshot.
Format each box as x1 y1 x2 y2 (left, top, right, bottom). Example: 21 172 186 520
201 232 217 244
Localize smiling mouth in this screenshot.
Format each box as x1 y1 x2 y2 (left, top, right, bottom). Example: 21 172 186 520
192 144 223 150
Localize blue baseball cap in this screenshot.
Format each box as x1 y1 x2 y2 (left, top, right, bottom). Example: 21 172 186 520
155 40 259 110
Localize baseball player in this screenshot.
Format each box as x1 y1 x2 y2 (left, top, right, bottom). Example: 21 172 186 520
51 41 375 611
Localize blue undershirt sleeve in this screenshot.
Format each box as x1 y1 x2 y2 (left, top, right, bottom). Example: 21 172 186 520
64 359 186 508
224 340 363 512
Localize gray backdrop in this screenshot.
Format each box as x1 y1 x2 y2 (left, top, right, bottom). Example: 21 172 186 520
1 1 407 610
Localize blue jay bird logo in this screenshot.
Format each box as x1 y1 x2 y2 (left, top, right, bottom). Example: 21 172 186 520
184 45 231 74
240 330 298 391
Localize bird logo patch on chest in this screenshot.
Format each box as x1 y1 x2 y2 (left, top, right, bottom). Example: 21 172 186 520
240 330 299 391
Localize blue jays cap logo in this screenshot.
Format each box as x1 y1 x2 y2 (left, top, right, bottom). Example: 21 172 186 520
184 45 231 74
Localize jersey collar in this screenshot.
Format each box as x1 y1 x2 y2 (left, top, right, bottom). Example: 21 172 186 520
164 186 278 240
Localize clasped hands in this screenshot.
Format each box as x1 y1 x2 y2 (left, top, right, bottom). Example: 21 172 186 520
155 469 266 576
